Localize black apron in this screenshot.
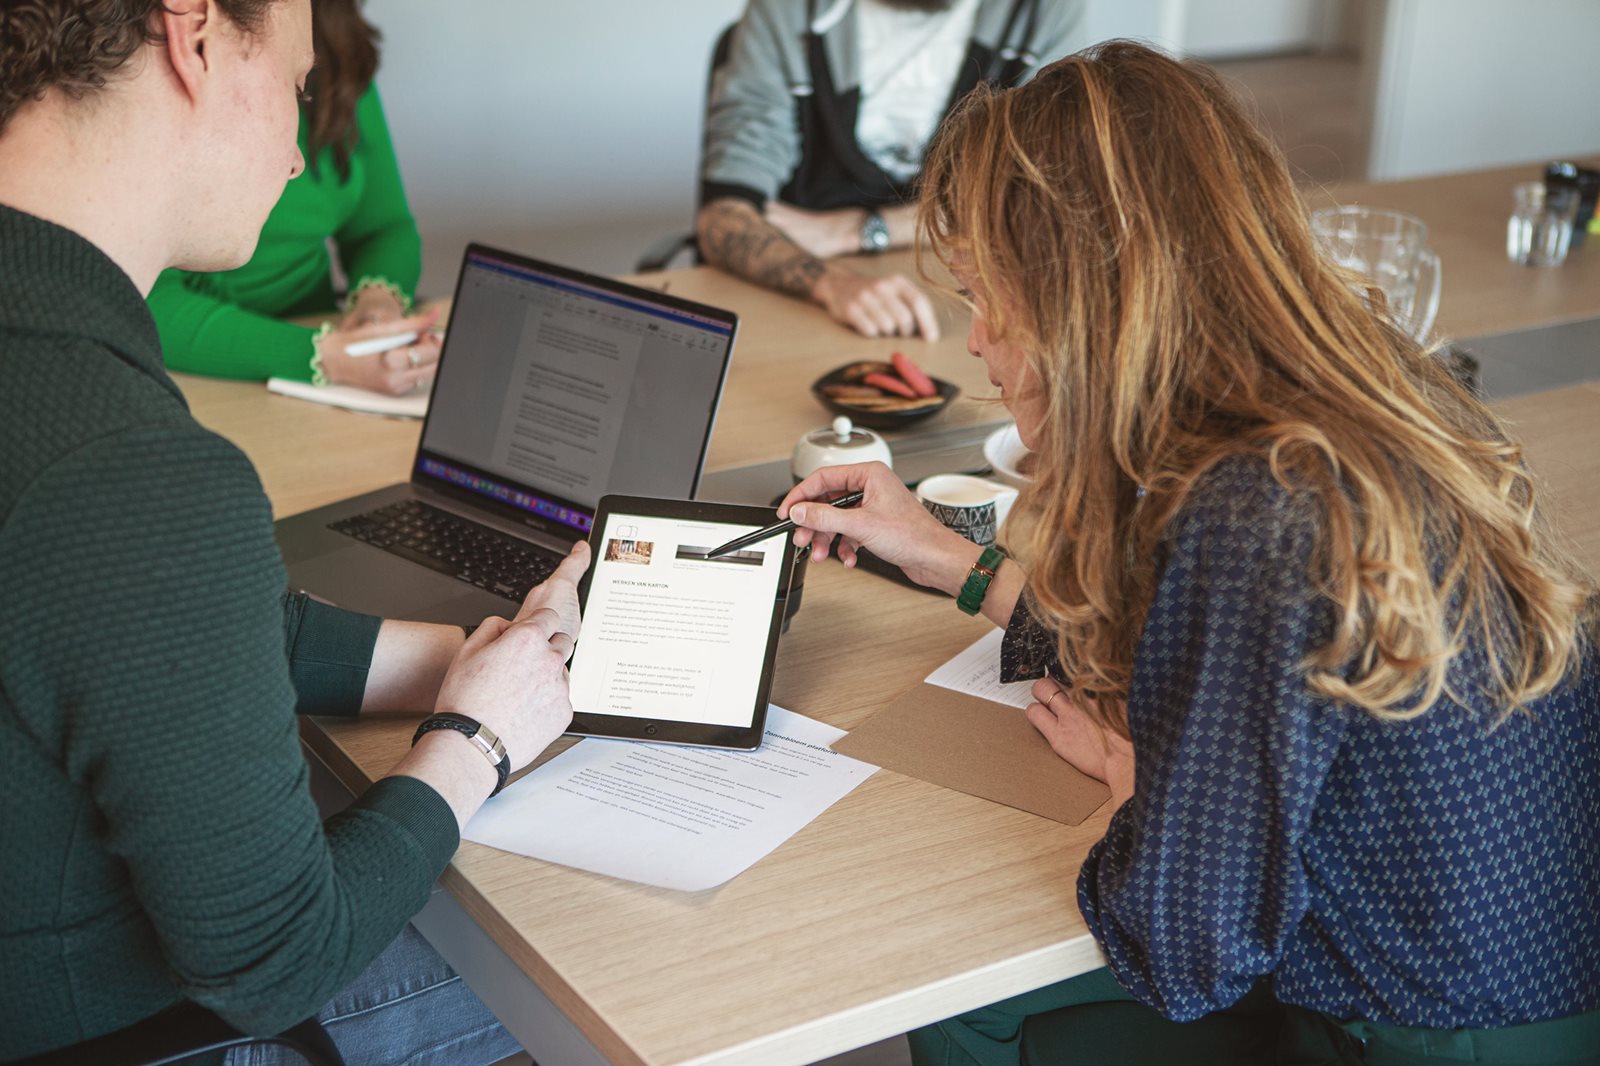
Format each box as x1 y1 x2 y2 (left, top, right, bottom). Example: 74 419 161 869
780 0 1044 211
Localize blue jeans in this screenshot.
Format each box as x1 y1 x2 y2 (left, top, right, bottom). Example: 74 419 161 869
224 925 520 1066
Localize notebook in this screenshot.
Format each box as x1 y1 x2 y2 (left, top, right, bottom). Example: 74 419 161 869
266 376 429 418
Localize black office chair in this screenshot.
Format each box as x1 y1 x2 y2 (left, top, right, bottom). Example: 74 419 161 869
12 1001 344 1066
634 22 739 273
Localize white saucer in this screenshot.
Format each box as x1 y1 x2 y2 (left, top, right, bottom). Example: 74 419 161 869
982 423 1032 488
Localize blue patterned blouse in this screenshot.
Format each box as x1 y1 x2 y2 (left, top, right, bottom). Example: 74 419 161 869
1000 456 1600 1027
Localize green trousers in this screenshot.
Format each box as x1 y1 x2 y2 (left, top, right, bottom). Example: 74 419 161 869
907 968 1600 1066
906 968 1282 1066
1277 1004 1600 1065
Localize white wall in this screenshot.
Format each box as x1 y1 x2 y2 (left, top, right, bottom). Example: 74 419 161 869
1083 0 1170 51
1178 0 1327 58
1365 0 1600 180
374 1 745 294
371 1 1170 294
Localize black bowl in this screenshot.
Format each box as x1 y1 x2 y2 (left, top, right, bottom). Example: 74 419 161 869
810 362 959 430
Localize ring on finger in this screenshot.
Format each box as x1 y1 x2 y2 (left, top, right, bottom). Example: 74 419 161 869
1044 688 1062 712
407 347 422 368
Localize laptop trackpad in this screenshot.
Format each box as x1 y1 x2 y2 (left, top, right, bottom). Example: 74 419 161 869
289 546 509 625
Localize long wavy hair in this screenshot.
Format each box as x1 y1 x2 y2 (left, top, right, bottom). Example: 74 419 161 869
918 42 1594 733
306 0 379 178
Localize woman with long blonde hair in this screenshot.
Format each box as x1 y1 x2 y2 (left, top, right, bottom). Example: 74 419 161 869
781 42 1599 1065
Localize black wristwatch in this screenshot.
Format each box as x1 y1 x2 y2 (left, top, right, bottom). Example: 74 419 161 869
413 712 510 796
859 209 890 254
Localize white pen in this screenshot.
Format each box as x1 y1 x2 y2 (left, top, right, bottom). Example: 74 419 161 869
342 331 420 358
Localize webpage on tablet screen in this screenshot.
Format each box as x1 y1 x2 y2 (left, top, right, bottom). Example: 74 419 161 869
571 513 786 729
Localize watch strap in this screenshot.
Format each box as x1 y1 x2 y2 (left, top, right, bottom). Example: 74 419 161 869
957 545 1006 616
412 712 510 796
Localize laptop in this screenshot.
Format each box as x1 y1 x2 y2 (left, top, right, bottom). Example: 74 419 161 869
274 243 738 627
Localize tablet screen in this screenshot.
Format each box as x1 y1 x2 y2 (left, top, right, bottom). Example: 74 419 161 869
569 500 791 746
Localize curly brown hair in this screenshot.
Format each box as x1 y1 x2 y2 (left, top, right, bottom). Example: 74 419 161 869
306 0 379 178
0 0 277 135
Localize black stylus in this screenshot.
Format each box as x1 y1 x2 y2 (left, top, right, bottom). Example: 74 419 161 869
703 491 866 559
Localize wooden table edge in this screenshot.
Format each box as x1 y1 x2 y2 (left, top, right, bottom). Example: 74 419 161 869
297 712 1109 1065
674 936 1106 1066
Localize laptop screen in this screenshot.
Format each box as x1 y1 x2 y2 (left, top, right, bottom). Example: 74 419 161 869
415 246 736 537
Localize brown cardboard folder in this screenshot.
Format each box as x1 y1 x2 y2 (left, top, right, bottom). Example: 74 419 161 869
832 683 1110 826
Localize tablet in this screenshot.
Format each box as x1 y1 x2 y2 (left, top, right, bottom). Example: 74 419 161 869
569 495 797 749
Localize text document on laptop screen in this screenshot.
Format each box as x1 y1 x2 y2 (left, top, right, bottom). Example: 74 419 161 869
571 511 787 729
421 250 731 512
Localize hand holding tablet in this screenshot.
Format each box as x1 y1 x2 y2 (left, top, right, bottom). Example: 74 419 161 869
510 539 590 662
434 542 591 776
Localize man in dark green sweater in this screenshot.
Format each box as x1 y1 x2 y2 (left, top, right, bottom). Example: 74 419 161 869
0 2 587 1060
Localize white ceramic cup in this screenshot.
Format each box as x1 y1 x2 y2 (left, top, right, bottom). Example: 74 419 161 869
916 474 1018 548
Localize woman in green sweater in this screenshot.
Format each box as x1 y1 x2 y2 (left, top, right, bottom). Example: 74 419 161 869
147 0 441 395
0 1 583 1060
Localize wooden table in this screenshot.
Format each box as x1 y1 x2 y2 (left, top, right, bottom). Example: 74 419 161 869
180 250 978 520
175 160 1600 1066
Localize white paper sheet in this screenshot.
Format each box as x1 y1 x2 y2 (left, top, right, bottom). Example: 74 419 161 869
462 706 877 891
266 377 429 418
924 629 1037 709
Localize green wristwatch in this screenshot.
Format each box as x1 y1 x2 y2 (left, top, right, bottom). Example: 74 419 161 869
957 545 1006 616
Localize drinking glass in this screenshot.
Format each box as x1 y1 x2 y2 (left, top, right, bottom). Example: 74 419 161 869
1311 205 1442 341
1507 180 1579 268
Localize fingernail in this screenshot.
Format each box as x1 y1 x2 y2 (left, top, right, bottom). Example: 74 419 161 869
791 505 807 523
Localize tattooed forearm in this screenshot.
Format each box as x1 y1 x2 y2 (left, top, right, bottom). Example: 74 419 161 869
697 199 826 300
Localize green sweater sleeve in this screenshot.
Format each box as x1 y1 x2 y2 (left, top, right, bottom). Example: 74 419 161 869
0 424 457 1036
147 270 320 381
338 87 422 297
282 593 383 717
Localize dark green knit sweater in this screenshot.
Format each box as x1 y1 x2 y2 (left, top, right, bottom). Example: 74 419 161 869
0 204 459 1058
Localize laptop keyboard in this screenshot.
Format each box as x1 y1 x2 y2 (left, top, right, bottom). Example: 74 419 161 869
329 500 559 603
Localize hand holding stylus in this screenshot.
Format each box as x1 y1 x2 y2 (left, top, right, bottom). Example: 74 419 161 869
777 462 979 595
315 308 444 395
704 491 864 558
